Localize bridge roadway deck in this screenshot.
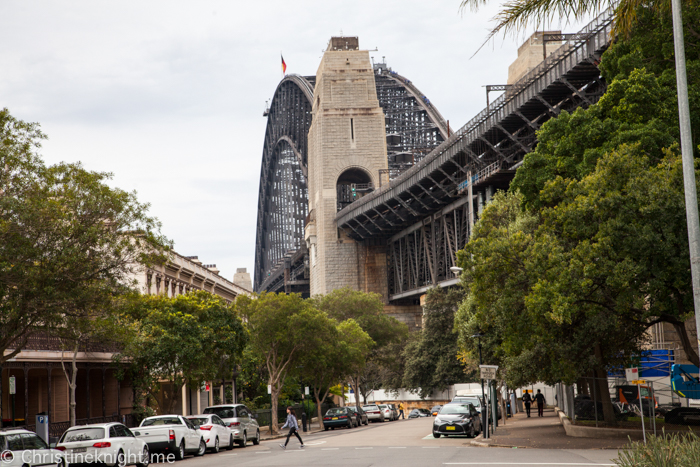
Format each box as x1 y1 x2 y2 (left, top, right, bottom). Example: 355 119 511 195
335 8 615 242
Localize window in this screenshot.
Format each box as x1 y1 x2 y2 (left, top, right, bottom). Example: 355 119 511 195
6 434 23 451
21 434 48 450
109 426 119 438
141 417 181 426
188 418 208 427
61 428 105 443
123 427 135 438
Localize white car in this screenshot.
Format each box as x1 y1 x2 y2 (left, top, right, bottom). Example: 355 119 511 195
56 423 149 467
361 405 384 422
203 404 260 446
186 414 235 453
0 428 65 467
378 404 394 421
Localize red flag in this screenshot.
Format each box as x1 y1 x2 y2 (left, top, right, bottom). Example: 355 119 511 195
281 54 287 75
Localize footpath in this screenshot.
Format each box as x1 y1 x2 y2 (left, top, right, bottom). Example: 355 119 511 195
260 419 325 441
472 408 630 449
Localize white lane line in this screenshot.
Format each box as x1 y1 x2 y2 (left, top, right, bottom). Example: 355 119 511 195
321 448 339 451
355 447 373 450
388 446 406 449
304 441 327 446
255 451 271 454
443 464 615 466
422 446 441 448
219 453 237 456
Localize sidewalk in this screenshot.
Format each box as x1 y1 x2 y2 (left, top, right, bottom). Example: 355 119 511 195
472 408 630 449
259 419 325 441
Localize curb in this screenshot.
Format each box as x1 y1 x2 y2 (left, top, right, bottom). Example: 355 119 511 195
555 407 644 440
468 435 526 449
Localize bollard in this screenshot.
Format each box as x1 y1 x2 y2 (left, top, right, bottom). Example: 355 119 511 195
301 412 307 432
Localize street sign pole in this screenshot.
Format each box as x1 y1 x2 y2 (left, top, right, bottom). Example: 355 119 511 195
479 365 499 438
9 376 16 427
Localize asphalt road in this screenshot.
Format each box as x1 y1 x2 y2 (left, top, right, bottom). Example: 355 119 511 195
173 417 623 467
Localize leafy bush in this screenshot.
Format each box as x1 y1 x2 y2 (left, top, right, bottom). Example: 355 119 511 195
615 432 700 467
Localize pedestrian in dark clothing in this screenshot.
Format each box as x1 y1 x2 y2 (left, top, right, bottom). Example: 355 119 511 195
534 389 546 417
522 392 533 417
279 407 305 449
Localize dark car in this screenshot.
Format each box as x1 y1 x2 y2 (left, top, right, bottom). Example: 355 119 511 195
430 405 443 416
347 406 369 426
323 408 355 430
408 408 431 418
433 403 482 438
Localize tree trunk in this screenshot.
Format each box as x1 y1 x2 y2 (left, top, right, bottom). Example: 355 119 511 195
314 390 323 428
593 343 616 426
70 344 78 426
672 320 700 367
270 386 280 435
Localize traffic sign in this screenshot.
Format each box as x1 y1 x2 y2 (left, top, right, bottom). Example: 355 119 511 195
631 380 646 385
9 376 16 395
625 367 639 382
479 365 499 380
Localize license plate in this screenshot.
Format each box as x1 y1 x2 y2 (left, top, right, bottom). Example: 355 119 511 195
446 426 456 431
332 417 338 420
73 447 87 453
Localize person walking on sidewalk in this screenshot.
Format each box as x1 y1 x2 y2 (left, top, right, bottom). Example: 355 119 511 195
522 391 532 417
534 389 546 417
398 402 405 419
279 407 305 449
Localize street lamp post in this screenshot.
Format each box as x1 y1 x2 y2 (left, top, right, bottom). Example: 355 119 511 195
472 333 488 439
232 366 239 405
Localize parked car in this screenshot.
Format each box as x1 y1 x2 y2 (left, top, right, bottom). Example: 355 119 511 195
430 405 443 416
408 408 431 418
361 404 384 423
0 428 66 467
322 408 355 430
386 404 399 420
135 415 205 459
347 406 369 426
432 403 482 438
57 422 150 466
186 414 235 453
203 404 260 447
378 404 394 421
452 396 483 413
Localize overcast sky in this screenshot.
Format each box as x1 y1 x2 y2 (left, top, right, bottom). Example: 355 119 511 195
0 1 595 283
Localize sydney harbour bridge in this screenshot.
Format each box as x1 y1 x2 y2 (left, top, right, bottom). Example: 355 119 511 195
254 8 615 302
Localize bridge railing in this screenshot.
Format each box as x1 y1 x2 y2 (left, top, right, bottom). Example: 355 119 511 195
336 6 615 219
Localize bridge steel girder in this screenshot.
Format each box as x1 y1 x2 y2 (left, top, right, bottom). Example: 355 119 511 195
254 70 448 294
337 9 615 300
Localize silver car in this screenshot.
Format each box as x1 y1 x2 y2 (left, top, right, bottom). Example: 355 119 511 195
203 404 260 447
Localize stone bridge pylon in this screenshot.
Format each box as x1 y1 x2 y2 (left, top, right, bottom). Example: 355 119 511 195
304 37 390 299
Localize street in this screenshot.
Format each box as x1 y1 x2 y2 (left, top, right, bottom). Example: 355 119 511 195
175 417 621 467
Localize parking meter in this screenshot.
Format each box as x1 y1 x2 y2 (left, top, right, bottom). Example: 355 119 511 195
36 414 49 444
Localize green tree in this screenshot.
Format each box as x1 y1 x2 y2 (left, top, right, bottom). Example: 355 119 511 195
0 109 169 421
313 287 408 404
402 287 470 398
116 291 247 414
236 292 331 433
299 318 373 423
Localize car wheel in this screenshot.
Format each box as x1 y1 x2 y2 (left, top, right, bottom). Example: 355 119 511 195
175 442 185 460
364 419 368 426
137 446 150 467
468 425 475 438
116 450 126 467
252 430 260 446
348 420 353 429
196 439 206 456
213 436 220 453
432 432 441 438
227 434 235 450
238 431 247 447
325 426 329 431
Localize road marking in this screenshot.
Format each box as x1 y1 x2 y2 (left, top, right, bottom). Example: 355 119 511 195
255 451 271 454
388 446 406 449
355 447 373 450
443 464 614 466
321 448 339 451
219 453 237 456
422 446 440 448
304 441 326 446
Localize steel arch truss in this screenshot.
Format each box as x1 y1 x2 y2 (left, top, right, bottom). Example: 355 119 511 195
254 75 314 294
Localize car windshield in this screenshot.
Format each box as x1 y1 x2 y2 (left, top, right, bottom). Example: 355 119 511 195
440 404 471 415
457 398 481 407
326 408 347 415
187 417 209 427
378 405 387 408
141 417 181 426
61 428 105 443
431 406 442 411
362 406 378 410
203 407 235 418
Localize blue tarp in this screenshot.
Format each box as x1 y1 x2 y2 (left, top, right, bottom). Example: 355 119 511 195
608 349 674 378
